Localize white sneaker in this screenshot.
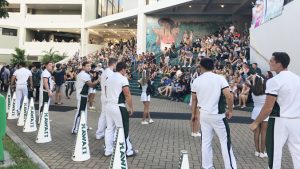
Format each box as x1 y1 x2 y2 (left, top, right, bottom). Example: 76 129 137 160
182 65 186 67
141 121 149 125
89 106 95 110
87 127 93 130
255 151 260 157
193 132 201 137
259 152 268 158
96 135 104 140
188 65 191 67
148 119 154 124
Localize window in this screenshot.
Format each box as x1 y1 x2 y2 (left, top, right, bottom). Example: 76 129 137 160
2 28 18 36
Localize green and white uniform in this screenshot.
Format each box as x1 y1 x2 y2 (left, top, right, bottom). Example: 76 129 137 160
104 72 134 155
72 70 91 133
265 71 300 169
192 72 237 169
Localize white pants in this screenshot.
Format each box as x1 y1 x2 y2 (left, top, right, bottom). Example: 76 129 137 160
16 85 28 112
200 111 237 169
72 95 88 133
95 94 107 138
104 103 133 155
267 117 300 169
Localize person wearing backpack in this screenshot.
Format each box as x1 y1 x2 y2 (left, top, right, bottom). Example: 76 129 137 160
138 70 154 125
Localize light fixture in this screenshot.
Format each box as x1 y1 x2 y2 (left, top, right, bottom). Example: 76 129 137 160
189 5 192 8
220 4 225 8
104 24 108 27
114 23 117 26
37 29 40 32
133 19 136 22
57 30 60 32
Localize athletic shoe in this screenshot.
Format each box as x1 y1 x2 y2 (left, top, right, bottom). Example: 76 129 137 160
259 152 268 158
87 127 93 130
96 135 104 140
255 151 260 157
89 107 95 110
182 65 186 67
127 150 138 157
188 65 191 67
193 132 201 137
104 152 112 157
148 119 154 124
141 121 149 125
71 131 77 135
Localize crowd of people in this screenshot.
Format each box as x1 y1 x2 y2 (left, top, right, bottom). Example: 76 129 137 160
3 23 300 169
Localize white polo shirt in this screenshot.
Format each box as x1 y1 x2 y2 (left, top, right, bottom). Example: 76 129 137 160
191 72 229 115
76 71 91 97
101 68 114 95
42 69 53 92
13 67 32 85
265 71 300 118
105 72 129 104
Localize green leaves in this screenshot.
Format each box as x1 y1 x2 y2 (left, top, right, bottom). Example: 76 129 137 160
0 0 9 18
11 48 26 65
41 48 66 64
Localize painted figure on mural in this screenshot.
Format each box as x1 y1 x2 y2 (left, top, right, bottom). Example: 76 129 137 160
182 30 193 46
153 18 179 52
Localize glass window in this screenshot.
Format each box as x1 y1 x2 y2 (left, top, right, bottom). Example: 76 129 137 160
107 0 113 15
101 0 107 17
113 0 119 13
119 0 123 12
2 28 18 36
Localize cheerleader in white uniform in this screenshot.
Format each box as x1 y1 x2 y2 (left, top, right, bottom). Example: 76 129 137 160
138 70 154 125
250 74 269 158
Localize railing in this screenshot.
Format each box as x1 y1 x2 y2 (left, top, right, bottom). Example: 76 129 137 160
25 14 81 28
24 42 80 56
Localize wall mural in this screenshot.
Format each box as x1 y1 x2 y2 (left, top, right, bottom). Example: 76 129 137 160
146 15 231 54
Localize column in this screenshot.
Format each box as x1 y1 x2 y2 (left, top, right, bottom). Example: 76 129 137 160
19 2 27 49
136 0 147 54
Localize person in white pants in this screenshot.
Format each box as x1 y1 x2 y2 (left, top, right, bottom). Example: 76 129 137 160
11 62 33 113
71 62 100 134
104 62 135 157
191 58 237 169
250 52 300 169
95 58 117 140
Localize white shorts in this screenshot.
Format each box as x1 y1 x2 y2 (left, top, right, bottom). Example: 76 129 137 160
89 88 96 94
140 92 150 102
251 106 269 121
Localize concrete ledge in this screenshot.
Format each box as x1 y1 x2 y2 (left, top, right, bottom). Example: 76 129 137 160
6 127 50 169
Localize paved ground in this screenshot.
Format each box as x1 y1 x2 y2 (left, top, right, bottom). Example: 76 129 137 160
6 92 293 169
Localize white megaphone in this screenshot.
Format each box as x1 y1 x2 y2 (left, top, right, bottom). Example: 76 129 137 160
17 97 29 126
6 86 12 114
179 150 190 169
7 92 18 119
109 127 128 169
72 111 90 161
23 98 37 132
36 102 51 143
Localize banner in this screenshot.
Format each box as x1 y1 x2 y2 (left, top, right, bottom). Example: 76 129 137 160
252 0 266 28
265 0 284 21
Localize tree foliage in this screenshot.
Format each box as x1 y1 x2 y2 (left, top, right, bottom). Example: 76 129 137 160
41 48 66 63
11 48 26 65
0 0 9 18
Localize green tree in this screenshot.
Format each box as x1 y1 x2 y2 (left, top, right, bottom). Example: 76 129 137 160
11 48 26 65
41 48 66 63
0 0 9 18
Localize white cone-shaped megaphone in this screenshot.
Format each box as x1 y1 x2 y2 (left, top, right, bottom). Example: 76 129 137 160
72 111 90 161
7 92 18 119
179 150 190 169
36 102 51 143
109 127 128 169
23 98 37 132
38 80 43 124
17 97 29 126
6 86 11 114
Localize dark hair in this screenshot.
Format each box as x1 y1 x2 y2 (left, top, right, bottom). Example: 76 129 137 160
266 71 273 79
82 61 89 67
252 75 266 96
272 52 290 68
116 62 127 72
44 61 53 66
19 61 26 67
108 58 118 66
200 58 214 71
56 63 61 69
